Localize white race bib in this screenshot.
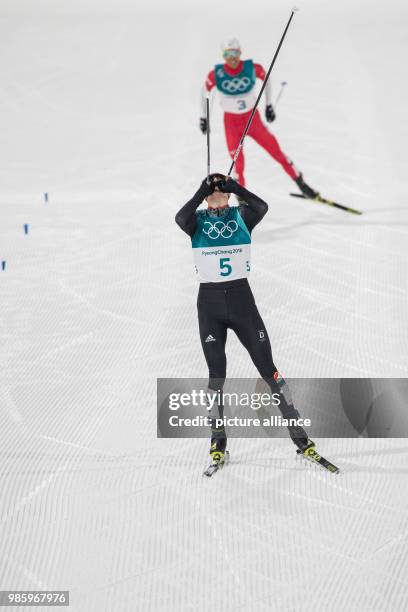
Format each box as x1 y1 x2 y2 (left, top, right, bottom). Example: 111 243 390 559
194 244 251 283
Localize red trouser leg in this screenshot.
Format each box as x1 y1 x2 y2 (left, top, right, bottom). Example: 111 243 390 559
248 110 298 180
224 112 246 186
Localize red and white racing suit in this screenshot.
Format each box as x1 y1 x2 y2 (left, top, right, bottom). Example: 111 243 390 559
202 61 298 186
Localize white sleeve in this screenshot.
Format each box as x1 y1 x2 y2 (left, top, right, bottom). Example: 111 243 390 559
200 86 208 118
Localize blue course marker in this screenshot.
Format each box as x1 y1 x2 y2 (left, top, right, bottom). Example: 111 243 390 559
1 261 5 271
44 192 48 203
24 223 29 234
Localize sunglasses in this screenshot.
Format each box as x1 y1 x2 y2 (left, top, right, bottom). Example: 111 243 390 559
223 49 240 58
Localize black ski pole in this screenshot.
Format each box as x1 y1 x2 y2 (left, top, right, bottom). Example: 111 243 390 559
206 95 211 183
227 7 298 177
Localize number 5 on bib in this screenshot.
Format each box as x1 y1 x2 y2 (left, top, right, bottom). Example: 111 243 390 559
220 257 232 276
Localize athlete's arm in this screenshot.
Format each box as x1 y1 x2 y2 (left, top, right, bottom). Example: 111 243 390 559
237 187 269 232
205 69 216 92
255 63 272 106
175 179 214 236
200 69 216 120
220 177 268 232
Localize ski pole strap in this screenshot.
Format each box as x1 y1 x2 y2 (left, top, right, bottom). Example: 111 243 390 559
227 8 297 177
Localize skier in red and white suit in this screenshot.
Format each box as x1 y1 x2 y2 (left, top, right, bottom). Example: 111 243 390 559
200 37 318 198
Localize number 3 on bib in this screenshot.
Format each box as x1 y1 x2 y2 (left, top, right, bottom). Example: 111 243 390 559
220 257 232 276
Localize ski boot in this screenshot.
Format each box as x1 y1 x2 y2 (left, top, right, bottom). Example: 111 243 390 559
291 434 340 473
294 173 319 199
295 438 316 454
288 424 313 451
203 439 229 477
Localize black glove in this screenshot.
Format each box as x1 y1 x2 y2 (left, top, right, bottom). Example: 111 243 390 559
198 177 215 198
199 117 207 134
265 104 276 123
217 177 238 194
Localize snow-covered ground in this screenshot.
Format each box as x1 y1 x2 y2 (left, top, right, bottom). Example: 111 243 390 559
0 0 407 610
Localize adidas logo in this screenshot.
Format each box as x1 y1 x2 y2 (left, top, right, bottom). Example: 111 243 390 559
205 334 216 343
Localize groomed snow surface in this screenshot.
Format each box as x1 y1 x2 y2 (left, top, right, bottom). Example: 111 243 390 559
1 0 407 610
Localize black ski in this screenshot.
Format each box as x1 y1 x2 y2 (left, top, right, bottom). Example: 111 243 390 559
297 446 340 474
203 451 229 477
290 192 363 216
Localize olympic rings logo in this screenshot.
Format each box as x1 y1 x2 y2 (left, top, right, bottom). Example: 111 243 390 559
203 220 238 240
221 77 251 93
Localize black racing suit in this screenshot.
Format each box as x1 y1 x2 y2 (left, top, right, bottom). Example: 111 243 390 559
175 180 308 451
